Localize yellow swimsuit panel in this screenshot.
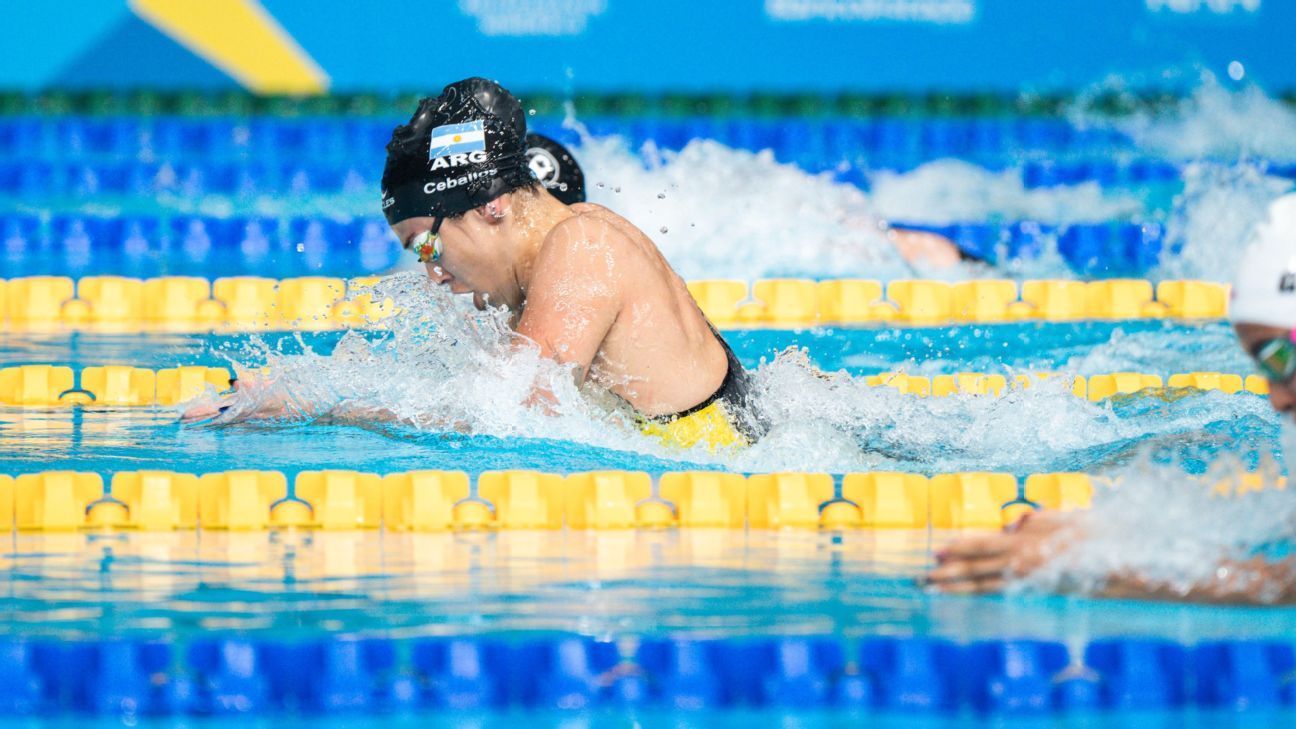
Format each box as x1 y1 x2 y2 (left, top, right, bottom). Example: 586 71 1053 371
639 400 747 450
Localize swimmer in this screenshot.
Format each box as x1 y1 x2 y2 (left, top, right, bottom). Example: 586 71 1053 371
524 132 586 205
882 224 965 268
924 193 1296 604
186 78 763 449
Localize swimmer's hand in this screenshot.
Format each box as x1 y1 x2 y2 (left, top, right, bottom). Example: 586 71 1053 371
178 400 230 425
179 381 239 425
924 511 1075 594
179 374 293 426
926 512 1296 605
889 228 963 268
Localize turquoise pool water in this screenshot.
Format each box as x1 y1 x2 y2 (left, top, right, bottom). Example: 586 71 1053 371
6 86 1296 723
0 316 1288 641
0 320 1275 480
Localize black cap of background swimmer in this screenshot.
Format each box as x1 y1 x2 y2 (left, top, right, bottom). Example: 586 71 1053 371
381 77 535 225
525 133 586 205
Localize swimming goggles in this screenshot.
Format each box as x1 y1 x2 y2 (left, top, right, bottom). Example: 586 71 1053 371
405 217 444 264
1251 333 1296 384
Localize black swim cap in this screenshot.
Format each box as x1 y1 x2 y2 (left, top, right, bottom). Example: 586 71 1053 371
525 133 586 205
381 77 535 225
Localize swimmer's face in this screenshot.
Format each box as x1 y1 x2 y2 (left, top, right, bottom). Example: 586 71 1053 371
392 213 511 310
1235 322 1296 417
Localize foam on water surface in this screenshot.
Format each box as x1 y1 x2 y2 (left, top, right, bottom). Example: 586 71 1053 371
575 136 1148 281
1105 75 1296 163
173 278 1279 479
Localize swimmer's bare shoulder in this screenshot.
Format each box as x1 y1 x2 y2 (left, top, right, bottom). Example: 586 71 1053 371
568 203 647 243
533 205 652 283
517 209 641 373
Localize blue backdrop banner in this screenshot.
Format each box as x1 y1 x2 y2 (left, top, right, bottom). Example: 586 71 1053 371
0 0 1291 94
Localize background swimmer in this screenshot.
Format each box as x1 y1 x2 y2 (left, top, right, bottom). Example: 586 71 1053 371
925 194 1296 604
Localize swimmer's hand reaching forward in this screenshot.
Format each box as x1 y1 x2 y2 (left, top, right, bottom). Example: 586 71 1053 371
925 511 1296 605
179 374 294 426
925 511 1076 594
178 372 475 431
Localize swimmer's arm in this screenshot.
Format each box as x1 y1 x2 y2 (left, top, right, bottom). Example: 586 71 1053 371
179 375 474 432
927 514 1296 605
887 228 962 268
183 392 473 433
515 217 623 391
1097 556 1296 605
316 403 471 434
179 374 290 424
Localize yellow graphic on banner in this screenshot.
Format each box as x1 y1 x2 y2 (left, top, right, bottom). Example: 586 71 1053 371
129 0 328 94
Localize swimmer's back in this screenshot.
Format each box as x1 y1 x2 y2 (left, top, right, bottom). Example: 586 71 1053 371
534 202 728 416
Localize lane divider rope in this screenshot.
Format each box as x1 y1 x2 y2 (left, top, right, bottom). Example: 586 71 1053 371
0 276 1230 330
0 468 1277 532
0 364 1269 408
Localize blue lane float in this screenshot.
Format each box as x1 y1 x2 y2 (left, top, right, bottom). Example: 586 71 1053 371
3 212 1178 279
2 116 1148 164
0 214 404 278
0 154 1201 201
7 115 1294 191
0 635 1292 717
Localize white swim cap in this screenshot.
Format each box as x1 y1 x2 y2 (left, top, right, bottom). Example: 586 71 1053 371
1230 192 1296 328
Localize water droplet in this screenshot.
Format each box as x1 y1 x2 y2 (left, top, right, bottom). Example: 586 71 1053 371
1228 61 1245 81
659 226 669 234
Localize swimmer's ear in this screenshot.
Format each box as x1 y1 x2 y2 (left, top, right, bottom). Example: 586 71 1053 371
477 195 511 223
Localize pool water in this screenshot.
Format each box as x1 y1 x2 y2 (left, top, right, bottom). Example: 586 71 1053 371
4 82 1296 722
0 320 1279 479
5 528 1295 642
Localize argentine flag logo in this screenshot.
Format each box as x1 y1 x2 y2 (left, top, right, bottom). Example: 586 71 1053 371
428 121 487 159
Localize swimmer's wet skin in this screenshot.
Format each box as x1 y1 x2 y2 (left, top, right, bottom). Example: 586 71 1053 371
368 77 764 449
638 323 767 448
926 193 1296 605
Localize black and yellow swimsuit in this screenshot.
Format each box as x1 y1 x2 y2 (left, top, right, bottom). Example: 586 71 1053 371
638 326 766 450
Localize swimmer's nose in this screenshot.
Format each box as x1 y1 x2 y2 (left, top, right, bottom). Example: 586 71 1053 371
425 264 452 285
1269 382 1296 415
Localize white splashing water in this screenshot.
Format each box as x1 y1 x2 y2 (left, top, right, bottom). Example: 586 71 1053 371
1019 457 1296 603
574 137 1147 281
193 279 1278 476
1151 160 1292 282
576 135 914 280
136 79 1294 286
865 160 1142 225
1059 325 1253 375
1112 76 1296 162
